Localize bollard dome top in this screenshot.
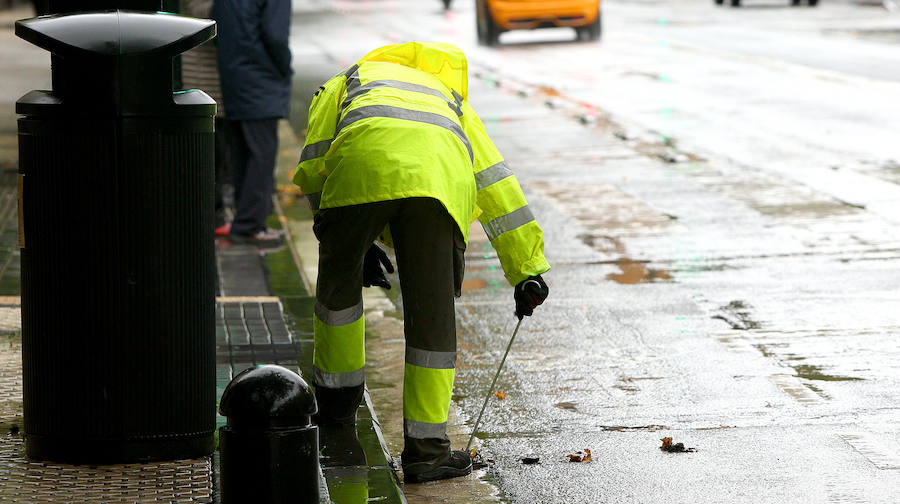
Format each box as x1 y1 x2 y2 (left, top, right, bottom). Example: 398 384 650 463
219 365 317 428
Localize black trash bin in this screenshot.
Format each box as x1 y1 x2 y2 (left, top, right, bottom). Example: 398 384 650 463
16 10 217 464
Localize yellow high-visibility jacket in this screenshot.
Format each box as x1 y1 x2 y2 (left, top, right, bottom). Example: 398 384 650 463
293 41 549 286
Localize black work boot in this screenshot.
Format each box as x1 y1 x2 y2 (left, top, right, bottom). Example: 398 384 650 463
312 384 364 427
403 450 472 484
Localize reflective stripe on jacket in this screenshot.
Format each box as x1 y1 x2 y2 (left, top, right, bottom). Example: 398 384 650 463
294 42 549 286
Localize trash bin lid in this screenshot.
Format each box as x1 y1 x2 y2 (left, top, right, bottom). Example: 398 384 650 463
16 10 215 59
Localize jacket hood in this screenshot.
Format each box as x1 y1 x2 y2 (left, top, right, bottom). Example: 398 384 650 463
357 41 468 100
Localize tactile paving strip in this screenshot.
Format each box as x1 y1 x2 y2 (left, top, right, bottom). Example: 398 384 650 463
215 297 302 427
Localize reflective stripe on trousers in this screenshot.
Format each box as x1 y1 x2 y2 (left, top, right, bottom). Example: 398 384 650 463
314 198 459 455
403 346 456 439
312 299 366 388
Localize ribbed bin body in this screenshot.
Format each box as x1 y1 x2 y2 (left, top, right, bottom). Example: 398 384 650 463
18 110 216 463
15 9 218 464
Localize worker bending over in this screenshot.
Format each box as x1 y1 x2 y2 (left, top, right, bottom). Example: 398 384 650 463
294 41 550 483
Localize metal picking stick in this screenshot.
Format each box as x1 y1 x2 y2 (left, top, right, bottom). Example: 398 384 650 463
465 317 523 453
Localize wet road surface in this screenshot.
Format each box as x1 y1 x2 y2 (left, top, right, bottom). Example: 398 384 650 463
288 0 900 501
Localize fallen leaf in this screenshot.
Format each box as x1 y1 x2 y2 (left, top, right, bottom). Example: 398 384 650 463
567 449 592 463
494 391 507 400
660 437 696 453
469 449 490 469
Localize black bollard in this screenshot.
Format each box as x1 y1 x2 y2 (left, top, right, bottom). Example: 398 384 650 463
219 365 320 503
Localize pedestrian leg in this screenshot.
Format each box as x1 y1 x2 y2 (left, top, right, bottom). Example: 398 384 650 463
230 118 278 236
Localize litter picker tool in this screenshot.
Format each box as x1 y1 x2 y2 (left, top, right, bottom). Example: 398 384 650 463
465 317 524 453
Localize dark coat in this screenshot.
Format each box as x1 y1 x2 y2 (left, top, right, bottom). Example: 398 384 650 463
212 0 293 120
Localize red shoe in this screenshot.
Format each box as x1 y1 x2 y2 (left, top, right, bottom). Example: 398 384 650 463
214 223 231 237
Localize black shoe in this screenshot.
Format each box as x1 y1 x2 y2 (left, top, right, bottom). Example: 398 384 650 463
229 227 285 246
403 450 472 484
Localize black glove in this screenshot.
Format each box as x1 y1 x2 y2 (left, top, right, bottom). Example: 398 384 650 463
363 244 394 289
514 275 548 320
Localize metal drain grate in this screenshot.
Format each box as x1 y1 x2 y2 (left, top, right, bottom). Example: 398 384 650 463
0 438 213 503
0 297 306 502
0 325 214 502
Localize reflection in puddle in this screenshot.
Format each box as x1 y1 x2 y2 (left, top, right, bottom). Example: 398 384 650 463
599 425 668 432
576 234 673 284
793 364 862 382
462 278 487 291
606 259 672 284
712 300 760 330
770 374 823 404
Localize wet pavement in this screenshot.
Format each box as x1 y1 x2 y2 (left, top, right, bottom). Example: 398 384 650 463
285 0 900 502
0 0 899 501
0 4 404 500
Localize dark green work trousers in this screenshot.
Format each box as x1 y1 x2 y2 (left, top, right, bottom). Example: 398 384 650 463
313 197 464 469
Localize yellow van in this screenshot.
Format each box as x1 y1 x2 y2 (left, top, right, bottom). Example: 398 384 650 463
476 0 602 45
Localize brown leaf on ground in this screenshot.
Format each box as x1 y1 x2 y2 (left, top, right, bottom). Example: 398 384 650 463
567 449 592 463
660 437 696 453
494 391 507 400
469 449 491 470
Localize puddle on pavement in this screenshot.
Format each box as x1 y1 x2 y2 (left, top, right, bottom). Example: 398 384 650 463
324 466 404 503
575 234 673 284
599 425 668 432
751 337 865 380
741 336 864 404
462 278 487 291
770 374 824 403
792 364 863 382
606 258 672 284
711 300 760 330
